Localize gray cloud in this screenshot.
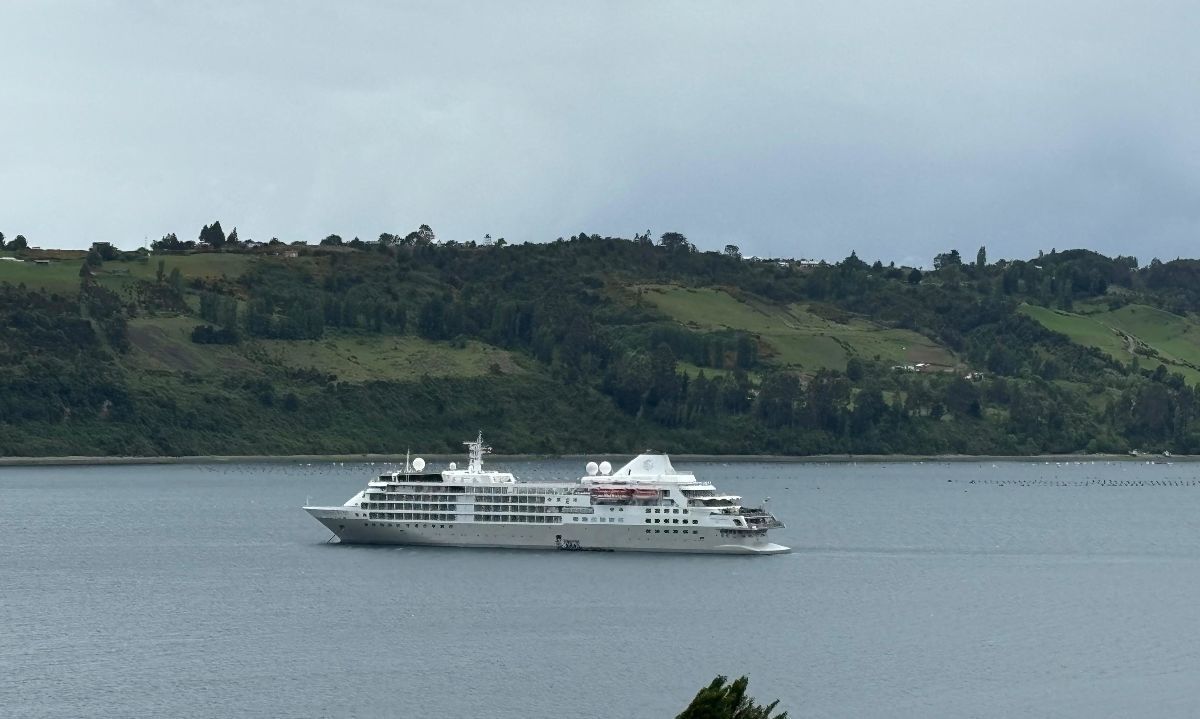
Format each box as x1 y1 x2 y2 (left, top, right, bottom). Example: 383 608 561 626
2 1 1198 265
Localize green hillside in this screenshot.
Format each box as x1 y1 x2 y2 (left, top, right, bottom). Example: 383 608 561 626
639 285 957 371
3 235 1200 456
1019 302 1200 384
118 317 521 382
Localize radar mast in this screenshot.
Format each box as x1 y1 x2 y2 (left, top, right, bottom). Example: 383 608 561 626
464 431 491 473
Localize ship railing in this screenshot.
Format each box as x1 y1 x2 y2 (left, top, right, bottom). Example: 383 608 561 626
739 512 785 529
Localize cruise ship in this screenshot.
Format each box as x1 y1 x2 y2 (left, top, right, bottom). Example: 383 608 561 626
304 434 789 554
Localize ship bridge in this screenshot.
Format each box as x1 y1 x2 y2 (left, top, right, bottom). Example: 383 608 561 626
442 432 516 485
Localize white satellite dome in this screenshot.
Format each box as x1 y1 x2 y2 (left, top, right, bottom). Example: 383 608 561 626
449 462 457 470
585 461 599 476
413 457 425 471
599 460 612 475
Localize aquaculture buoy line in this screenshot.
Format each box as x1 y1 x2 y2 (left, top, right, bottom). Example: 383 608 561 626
950 478 1200 487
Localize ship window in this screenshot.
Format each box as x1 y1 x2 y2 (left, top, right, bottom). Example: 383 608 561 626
572 517 578 522
645 519 651 524
645 509 651 513
654 530 660 533
645 529 651 534
673 530 678 533
653 519 660 524
654 509 660 513
692 520 698 524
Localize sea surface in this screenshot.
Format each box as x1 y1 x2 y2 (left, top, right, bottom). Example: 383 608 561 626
3 459 1200 718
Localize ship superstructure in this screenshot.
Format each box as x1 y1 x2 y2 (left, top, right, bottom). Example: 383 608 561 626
303 434 789 554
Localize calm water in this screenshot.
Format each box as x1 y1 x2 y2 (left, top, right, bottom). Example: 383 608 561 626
3 459 1200 718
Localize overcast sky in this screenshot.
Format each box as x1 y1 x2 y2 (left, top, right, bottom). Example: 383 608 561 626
2 2 1198 266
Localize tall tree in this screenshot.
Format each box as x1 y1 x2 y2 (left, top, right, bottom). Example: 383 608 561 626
402 224 436 246
660 232 693 252
152 232 186 252
976 245 987 269
198 221 226 249
676 675 788 719
933 249 962 270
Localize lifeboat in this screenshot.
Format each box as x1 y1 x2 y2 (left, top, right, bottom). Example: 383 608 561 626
590 487 634 498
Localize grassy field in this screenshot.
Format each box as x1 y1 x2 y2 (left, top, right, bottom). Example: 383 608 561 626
675 360 761 382
0 256 84 294
1019 304 1131 358
636 285 958 371
122 316 258 376
119 315 525 383
99 253 258 297
0 252 257 295
256 333 525 382
1103 305 1200 362
1020 302 1200 384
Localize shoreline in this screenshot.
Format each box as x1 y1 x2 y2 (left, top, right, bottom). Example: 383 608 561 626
0 452 1189 468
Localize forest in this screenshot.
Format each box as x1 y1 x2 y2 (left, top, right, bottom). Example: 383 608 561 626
1 223 1199 457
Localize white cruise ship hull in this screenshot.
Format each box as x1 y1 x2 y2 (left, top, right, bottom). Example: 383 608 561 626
305 507 790 555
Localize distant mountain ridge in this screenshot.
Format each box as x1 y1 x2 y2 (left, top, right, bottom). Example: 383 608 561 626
2 234 1198 456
